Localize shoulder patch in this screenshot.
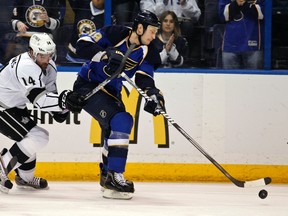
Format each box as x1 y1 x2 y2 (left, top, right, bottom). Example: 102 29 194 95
90 32 102 42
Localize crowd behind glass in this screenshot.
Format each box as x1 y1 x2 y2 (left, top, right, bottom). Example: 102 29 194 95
0 0 287 69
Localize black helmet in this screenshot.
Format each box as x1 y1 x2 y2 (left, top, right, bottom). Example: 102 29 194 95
132 10 160 31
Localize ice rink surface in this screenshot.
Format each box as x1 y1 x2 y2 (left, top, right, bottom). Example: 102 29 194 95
1 182 287 216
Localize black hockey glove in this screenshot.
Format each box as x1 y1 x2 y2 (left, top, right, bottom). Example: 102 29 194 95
104 47 124 76
144 88 165 116
52 111 69 123
59 90 86 113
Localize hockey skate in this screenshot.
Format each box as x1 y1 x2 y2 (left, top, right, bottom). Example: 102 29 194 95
15 174 49 190
0 148 17 193
103 171 134 200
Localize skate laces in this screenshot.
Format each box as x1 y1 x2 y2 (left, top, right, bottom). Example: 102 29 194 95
29 177 41 186
114 173 127 186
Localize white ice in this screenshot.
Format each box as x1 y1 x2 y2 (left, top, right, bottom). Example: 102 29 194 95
1 182 287 216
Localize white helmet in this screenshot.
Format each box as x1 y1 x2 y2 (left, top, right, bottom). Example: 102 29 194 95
29 33 56 56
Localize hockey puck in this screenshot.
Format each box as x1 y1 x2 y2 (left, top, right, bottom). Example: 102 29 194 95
258 189 268 199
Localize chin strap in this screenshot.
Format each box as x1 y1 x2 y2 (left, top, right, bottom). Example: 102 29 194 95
135 27 146 46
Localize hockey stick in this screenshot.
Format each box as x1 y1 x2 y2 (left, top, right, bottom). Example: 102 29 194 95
0 150 17 193
84 43 136 100
122 73 272 188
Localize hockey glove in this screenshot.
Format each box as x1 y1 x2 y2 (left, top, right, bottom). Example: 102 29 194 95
59 90 86 113
144 88 165 116
104 48 124 76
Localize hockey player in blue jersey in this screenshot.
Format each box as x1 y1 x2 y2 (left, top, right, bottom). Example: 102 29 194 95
73 10 165 199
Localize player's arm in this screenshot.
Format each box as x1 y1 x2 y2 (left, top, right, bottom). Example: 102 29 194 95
135 69 165 116
75 33 105 60
16 66 61 112
135 48 165 116
17 64 84 114
76 25 131 60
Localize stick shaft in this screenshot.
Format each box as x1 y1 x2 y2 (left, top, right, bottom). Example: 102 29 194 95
84 43 136 100
122 73 271 188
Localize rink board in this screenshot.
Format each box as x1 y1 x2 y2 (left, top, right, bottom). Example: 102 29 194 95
2 71 288 183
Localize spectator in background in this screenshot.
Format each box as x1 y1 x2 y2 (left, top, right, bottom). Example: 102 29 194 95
66 0 105 64
112 0 140 26
218 0 264 69
4 0 61 63
153 10 188 67
140 0 201 61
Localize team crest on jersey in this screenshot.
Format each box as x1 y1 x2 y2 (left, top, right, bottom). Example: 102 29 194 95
100 110 107 119
21 117 30 124
77 19 96 37
125 58 138 70
25 5 47 27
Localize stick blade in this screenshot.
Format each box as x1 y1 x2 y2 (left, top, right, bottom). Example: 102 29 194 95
243 177 272 188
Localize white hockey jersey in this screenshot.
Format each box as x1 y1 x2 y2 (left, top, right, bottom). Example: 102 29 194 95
0 52 62 112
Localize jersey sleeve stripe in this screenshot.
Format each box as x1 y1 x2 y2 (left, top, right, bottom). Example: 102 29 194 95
27 88 46 104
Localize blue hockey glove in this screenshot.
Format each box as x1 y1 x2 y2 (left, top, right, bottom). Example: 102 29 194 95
104 48 124 76
144 88 165 116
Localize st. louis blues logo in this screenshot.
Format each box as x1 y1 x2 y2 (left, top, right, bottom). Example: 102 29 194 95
77 19 96 37
25 5 47 28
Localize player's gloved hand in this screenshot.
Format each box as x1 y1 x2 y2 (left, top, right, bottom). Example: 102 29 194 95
144 88 165 116
59 90 86 113
104 47 124 76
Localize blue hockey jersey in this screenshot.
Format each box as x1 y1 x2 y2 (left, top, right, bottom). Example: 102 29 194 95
76 25 161 96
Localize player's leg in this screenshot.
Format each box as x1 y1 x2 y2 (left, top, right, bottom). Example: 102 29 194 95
0 108 49 192
103 111 134 199
14 153 48 190
81 87 134 199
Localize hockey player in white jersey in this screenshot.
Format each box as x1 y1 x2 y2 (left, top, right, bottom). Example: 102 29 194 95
0 33 85 193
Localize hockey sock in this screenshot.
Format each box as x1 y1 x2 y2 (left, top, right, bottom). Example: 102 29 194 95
107 112 133 173
2 142 30 172
107 131 129 173
15 155 36 182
